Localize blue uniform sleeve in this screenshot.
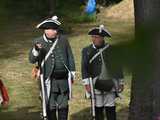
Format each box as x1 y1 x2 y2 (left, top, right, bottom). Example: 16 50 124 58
81 48 90 80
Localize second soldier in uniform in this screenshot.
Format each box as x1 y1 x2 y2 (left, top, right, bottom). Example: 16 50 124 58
81 25 124 120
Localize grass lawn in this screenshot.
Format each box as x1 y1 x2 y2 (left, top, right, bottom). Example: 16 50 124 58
0 2 134 119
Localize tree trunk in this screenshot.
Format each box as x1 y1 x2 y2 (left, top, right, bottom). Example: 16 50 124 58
129 0 160 120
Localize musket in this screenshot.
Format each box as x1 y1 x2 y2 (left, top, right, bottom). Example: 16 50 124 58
40 73 48 120
89 77 96 120
38 38 58 120
39 57 52 120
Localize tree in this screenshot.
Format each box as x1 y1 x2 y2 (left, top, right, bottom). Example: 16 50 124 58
129 0 160 120
47 0 56 15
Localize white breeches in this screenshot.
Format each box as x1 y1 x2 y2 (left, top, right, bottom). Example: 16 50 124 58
95 91 116 107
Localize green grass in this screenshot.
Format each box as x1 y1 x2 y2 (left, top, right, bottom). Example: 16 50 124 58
0 2 134 119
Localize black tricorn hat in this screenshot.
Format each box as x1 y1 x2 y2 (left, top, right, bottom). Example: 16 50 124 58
36 16 61 29
88 25 111 37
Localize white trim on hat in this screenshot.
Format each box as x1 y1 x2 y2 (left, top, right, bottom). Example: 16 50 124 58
36 16 61 29
99 25 112 36
101 28 112 37
88 25 112 37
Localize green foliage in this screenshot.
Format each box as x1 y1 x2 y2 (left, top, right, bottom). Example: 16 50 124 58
56 0 96 23
0 0 96 23
97 0 123 6
72 14 97 23
0 0 49 18
52 0 97 31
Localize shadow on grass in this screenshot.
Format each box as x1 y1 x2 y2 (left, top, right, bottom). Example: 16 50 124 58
0 107 41 120
0 20 39 60
98 0 123 6
70 107 91 120
70 107 128 120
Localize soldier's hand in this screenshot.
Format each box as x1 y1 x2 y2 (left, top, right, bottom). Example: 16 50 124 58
118 84 124 92
85 84 91 93
35 43 42 51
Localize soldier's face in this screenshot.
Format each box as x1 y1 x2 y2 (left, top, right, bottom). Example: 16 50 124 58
44 29 58 39
91 35 104 46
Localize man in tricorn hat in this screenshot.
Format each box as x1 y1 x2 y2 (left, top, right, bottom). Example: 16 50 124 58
29 16 75 120
81 25 124 120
